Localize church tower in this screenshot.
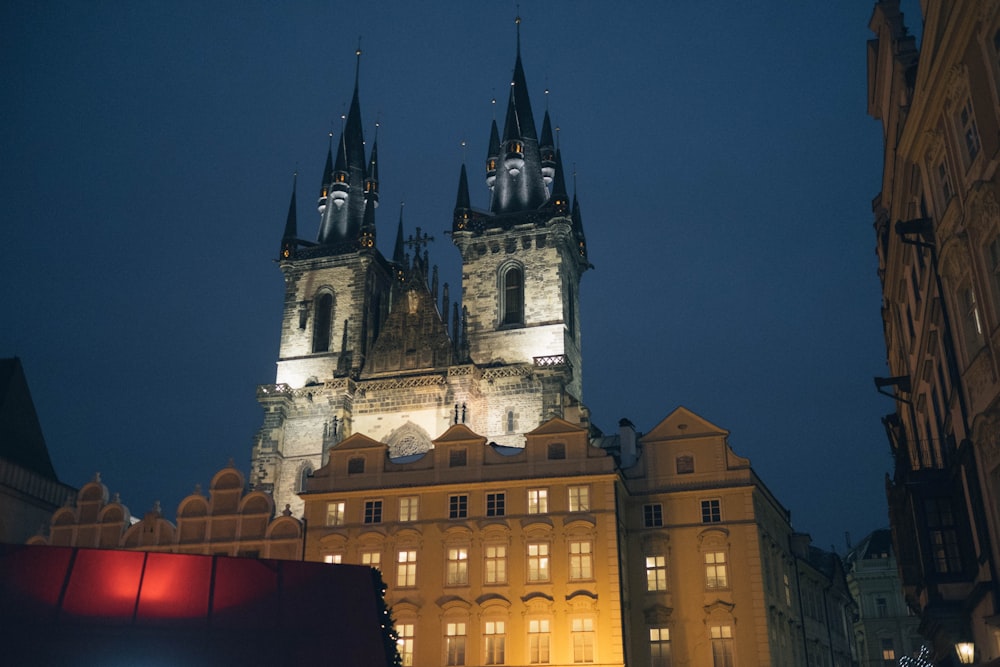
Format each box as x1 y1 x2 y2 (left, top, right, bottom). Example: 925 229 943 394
453 18 590 402
253 50 396 510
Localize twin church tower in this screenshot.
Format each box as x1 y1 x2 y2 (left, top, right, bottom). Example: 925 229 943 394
251 27 591 515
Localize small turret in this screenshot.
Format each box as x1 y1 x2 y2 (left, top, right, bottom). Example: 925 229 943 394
364 123 380 208
317 137 333 215
539 111 555 187
550 148 569 215
485 118 500 189
358 194 376 250
454 163 471 232
330 133 349 208
280 173 298 260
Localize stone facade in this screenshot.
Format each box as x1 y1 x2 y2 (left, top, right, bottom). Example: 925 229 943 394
869 1 1000 662
251 40 588 518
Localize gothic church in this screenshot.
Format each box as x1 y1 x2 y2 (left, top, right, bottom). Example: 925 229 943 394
251 30 590 518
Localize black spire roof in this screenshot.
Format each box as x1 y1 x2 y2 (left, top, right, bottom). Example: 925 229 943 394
316 48 373 250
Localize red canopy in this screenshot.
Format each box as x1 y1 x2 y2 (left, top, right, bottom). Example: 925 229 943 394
0 543 391 666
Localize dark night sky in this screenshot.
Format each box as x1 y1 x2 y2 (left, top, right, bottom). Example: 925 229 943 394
2 1 905 552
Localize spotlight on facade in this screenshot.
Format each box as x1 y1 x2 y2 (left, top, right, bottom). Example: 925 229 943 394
955 641 975 664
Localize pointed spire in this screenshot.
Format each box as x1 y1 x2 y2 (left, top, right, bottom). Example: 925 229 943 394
281 172 298 260
550 148 568 213
358 194 376 249
454 163 471 232
365 122 380 207
318 135 334 214
571 168 587 260
456 163 470 210
486 118 500 188
539 111 555 186
393 203 406 265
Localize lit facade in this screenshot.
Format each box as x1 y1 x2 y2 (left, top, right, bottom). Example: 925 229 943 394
869 0 1000 662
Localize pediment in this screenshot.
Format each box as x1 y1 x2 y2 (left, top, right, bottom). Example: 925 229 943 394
642 406 729 442
331 432 385 451
434 423 487 446
525 416 587 437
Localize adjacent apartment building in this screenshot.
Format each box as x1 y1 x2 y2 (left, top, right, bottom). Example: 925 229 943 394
869 0 1000 663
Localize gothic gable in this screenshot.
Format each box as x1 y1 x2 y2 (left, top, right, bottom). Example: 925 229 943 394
364 283 452 376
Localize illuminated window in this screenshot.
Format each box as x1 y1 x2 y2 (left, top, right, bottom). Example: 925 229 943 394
650 627 672 667
881 638 895 666
396 623 415 666
361 550 381 571
500 265 524 326
569 540 593 580
326 501 346 526
572 617 595 663
450 494 468 519
528 619 551 664
397 550 417 587
484 621 506 665
701 499 721 523
446 622 467 666
486 492 506 517
568 486 589 512
527 488 548 514
646 555 667 591
643 504 663 527
705 552 728 589
399 496 419 522
527 542 550 582
676 455 694 474
710 625 733 667
323 553 342 564
447 547 469 585
312 292 333 353
364 499 382 524
485 545 507 584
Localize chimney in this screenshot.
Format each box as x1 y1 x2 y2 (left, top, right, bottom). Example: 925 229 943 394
619 418 637 468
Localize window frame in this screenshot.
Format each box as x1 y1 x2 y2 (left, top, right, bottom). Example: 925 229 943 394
527 488 549 515
568 485 590 512
527 542 551 582
363 499 383 525
643 503 664 528
499 262 525 327
449 494 469 519
326 500 346 526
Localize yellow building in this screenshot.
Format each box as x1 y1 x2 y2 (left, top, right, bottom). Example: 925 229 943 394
303 408 853 666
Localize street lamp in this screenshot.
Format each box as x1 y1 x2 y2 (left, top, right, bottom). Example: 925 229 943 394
955 641 975 664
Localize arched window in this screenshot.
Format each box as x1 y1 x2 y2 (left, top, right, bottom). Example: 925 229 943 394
499 264 524 326
313 292 334 352
298 465 313 494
